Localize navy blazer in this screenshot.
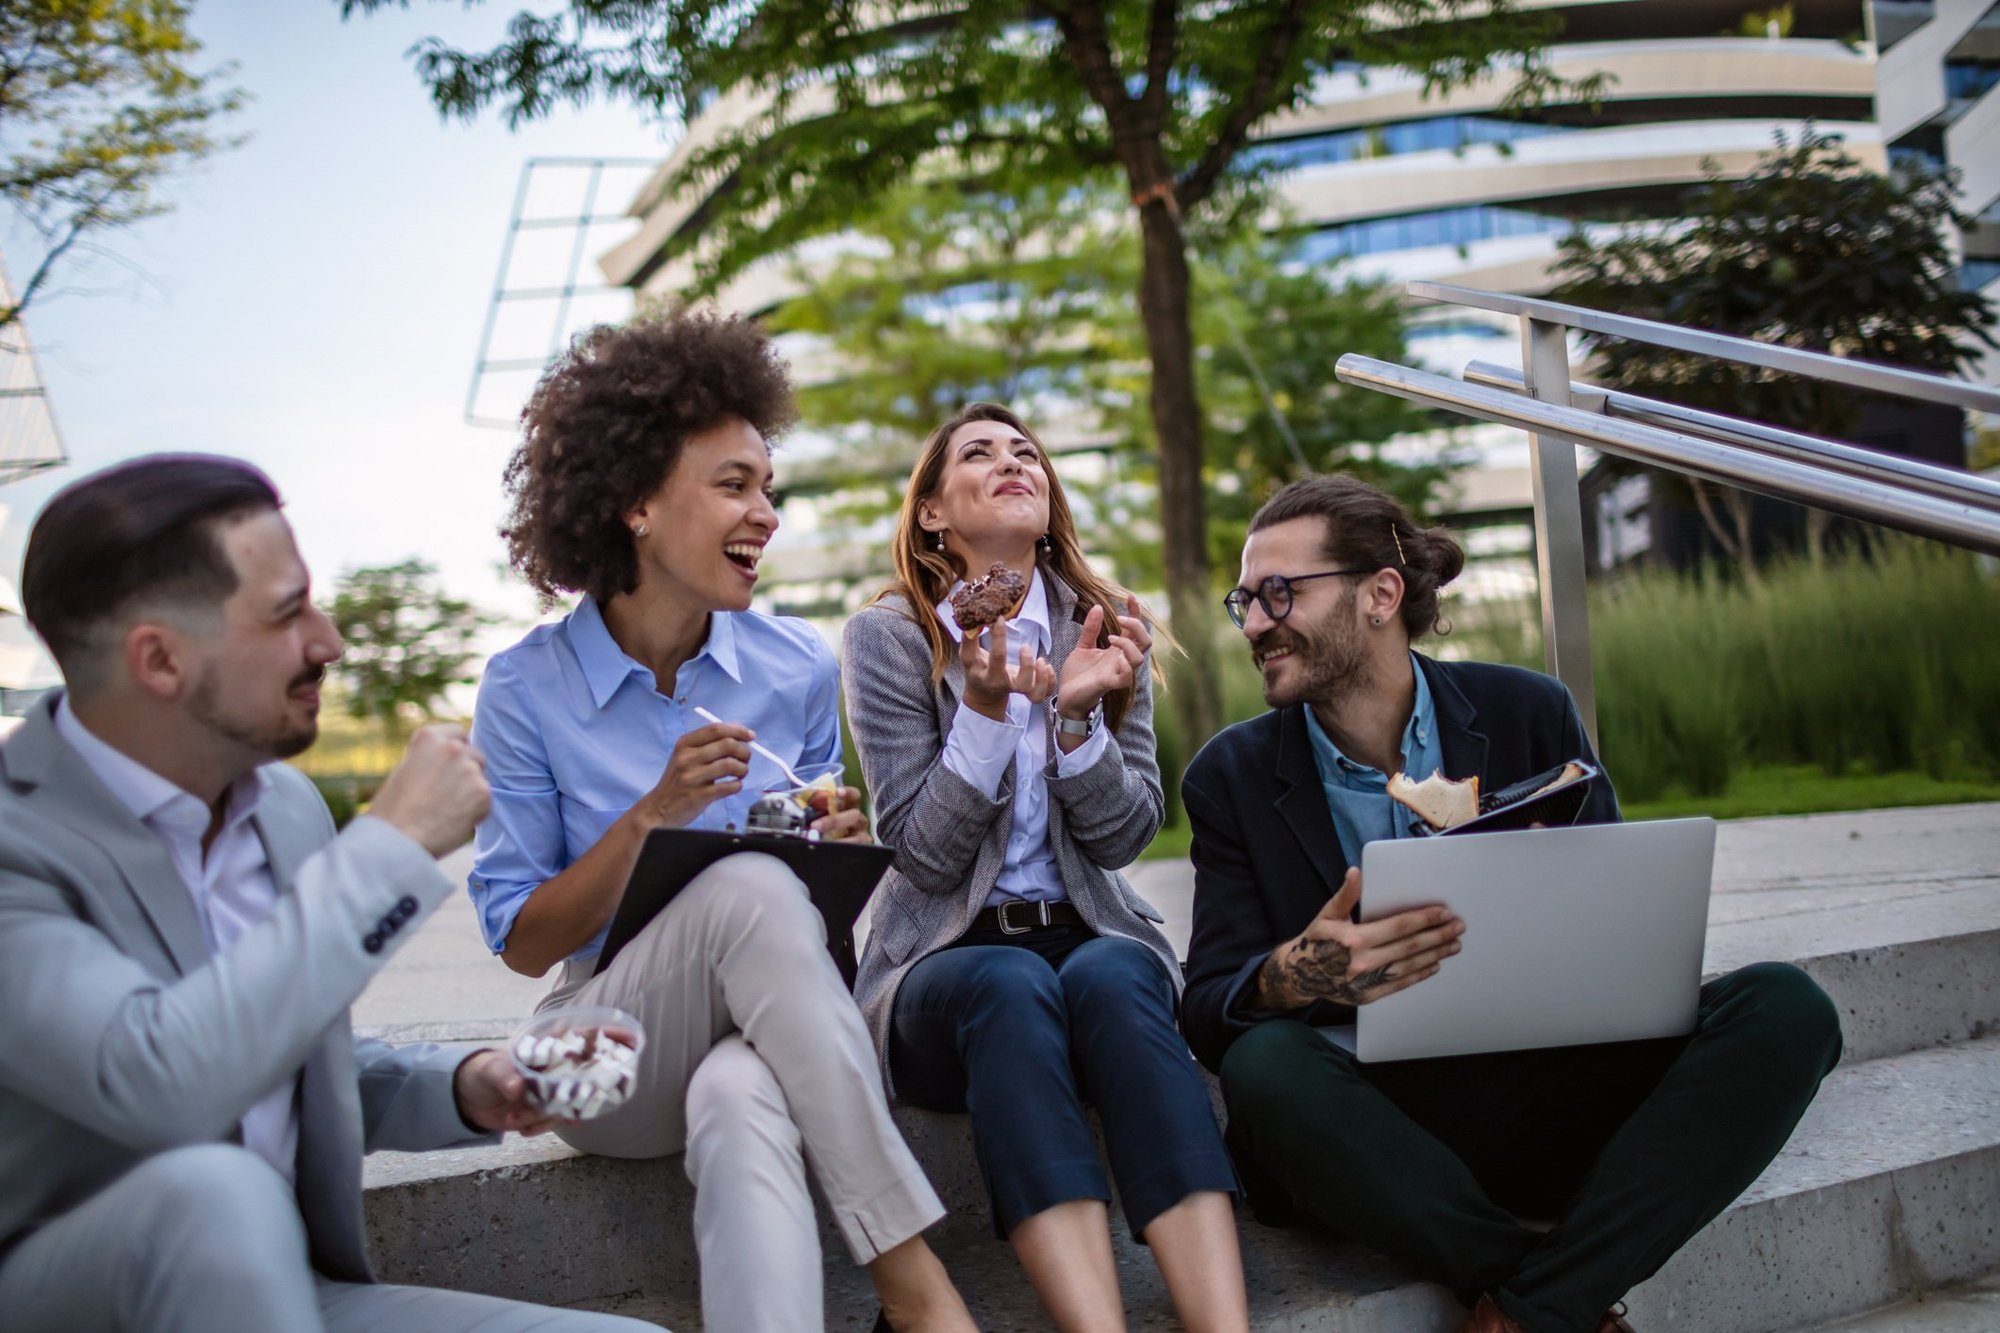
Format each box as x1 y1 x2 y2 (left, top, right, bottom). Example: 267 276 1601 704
1179 654 1621 1074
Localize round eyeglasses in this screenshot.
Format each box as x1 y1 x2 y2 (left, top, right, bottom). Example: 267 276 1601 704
1223 570 1375 628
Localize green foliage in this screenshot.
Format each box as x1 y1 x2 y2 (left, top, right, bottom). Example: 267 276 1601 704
346 1 1598 291
767 175 1438 586
1548 129 1995 440
1458 542 2000 804
1 0 247 328
1621 764 2000 823
309 775 364 830
327 559 497 740
1730 6 1794 39
763 172 1140 522
346 0 1594 756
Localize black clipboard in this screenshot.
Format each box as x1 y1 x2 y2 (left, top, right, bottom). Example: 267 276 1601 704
594 828 896 986
1407 759 1605 838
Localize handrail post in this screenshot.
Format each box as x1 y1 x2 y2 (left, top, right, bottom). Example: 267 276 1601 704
1520 317 1600 751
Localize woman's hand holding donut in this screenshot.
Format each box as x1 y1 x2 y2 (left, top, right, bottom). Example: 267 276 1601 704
960 616 1056 722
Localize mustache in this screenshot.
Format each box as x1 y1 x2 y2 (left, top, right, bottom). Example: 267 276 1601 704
290 665 325 691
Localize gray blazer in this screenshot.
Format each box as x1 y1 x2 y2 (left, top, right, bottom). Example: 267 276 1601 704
0 696 488 1279
844 572 1179 1094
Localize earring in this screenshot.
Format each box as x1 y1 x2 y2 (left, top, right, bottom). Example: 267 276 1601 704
1371 616 1383 627
1038 533 1052 554
934 531 946 551
633 522 649 537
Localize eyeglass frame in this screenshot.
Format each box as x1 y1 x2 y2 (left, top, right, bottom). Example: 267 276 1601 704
1223 569 1377 629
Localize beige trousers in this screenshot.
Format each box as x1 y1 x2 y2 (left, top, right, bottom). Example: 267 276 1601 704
546 852 942 1332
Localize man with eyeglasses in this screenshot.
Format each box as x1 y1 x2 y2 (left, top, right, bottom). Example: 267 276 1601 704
1179 476 1841 1333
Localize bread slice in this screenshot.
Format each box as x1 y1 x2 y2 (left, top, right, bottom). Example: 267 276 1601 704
1387 770 1481 831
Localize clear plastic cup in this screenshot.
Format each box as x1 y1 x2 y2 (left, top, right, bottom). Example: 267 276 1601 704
507 1005 646 1121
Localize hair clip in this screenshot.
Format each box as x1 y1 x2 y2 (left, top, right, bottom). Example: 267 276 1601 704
1391 525 1407 566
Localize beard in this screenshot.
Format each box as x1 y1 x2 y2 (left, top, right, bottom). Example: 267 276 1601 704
189 663 322 761
1252 586 1373 709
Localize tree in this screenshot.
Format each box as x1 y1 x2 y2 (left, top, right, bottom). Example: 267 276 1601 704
1548 130 1997 576
1 1 246 331
340 0 1589 752
328 559 497 739
765 174 1435 600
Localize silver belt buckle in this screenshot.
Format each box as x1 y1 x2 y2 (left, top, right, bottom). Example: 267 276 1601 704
998 900 1048 935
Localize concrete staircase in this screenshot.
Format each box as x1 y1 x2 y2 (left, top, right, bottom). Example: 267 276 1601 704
361 804 2000 1330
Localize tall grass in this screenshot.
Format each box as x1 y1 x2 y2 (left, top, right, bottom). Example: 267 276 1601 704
1460 542 2000 802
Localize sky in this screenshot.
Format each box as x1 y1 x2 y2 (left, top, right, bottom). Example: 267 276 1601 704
1 1 676 685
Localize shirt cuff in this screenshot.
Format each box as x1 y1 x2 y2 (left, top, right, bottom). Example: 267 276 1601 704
942 702 1023 799
1053 719 1111 777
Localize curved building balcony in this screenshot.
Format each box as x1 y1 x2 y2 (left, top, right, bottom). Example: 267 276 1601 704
1264 37 1874 138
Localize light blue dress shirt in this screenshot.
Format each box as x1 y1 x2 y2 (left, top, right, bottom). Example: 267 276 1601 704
933 569 1110 906
1302 653 1443 864
468 595 842 961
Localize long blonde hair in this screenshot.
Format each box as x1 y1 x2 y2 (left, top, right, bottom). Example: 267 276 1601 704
874 402 1172 731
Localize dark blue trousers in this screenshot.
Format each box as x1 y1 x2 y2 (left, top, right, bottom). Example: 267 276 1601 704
889 925 1238 1240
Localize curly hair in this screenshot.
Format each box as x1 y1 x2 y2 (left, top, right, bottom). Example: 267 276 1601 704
503 312 798 605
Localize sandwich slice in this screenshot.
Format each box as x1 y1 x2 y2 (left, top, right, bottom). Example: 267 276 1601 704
1387 770 1481 832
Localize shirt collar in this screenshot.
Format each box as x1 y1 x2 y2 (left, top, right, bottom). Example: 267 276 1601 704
1301 652 1438 780
53 695 271 828
934 567 1048 648
568 596 745 711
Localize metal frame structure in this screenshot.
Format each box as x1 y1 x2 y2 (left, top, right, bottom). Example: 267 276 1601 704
466 157 658 429
1335 280 2000 748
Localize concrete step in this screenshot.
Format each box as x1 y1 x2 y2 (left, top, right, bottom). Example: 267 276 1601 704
1794 1270 2000 1330
364 1033 2000 1332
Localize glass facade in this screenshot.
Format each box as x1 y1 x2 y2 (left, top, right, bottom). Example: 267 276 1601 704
1295 205 1576 261
1246 114 1571 172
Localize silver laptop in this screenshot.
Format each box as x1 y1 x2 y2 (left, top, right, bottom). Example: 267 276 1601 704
1336 818 1717 1062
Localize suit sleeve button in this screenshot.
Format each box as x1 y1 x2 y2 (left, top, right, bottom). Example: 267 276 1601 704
362 933 384 954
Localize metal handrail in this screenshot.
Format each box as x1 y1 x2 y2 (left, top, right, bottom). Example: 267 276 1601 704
1338 356 2000 555
1330 282 2000 749
1459 360 2000 514
1411 281 2000 415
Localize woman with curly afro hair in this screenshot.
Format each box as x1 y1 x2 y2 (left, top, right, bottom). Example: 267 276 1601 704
467 312 973 1333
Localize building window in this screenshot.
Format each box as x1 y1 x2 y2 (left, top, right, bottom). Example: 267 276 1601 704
1247 114 1571 172
1295 205 1575 261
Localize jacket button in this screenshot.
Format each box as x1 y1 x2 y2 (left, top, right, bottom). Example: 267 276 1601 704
396 895 419 919
362 932 383 954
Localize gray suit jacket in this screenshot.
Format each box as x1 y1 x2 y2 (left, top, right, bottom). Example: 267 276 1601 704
0 696 489 1280
844 572 1180 1094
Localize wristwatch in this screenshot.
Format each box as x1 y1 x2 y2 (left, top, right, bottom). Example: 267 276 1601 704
1054 698 1102 738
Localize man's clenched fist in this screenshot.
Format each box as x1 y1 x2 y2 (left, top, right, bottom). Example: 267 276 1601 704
368 723 491 858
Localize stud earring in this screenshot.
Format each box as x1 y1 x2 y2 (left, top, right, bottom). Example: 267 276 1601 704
633 522 649 537
1371 616 1383 627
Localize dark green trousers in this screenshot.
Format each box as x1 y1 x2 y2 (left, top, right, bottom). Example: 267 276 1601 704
1220 962 1842 1333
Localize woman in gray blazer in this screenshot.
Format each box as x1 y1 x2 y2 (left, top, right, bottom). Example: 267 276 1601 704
845 402 1247 1332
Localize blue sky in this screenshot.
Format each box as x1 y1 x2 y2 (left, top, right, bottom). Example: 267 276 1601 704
3 1 672 682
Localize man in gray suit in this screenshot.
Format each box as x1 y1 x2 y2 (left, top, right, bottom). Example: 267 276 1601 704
0 455 658 1332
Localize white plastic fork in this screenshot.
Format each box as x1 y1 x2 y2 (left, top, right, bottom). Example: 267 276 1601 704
691 705 811 789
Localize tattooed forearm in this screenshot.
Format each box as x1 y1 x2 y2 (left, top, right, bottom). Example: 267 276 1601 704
1257 937 1390 1008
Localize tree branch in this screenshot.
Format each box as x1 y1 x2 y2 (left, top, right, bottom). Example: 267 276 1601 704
1175 0 1310 209
1140 0 1177 121
1035 0 1142 170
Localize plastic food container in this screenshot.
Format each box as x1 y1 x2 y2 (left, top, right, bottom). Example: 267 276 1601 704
507 1005 645 1121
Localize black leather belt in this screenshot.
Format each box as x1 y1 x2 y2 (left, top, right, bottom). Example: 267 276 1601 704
971 900 1086 935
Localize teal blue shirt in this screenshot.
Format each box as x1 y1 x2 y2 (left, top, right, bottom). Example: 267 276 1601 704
1302 654 1444 863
